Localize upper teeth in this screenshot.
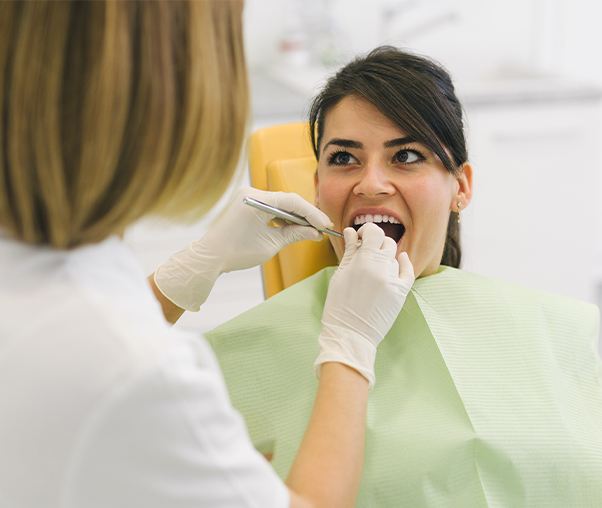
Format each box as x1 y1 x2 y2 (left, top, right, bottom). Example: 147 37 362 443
353 214 401 226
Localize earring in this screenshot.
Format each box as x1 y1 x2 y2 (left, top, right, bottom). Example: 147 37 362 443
457 201 462 224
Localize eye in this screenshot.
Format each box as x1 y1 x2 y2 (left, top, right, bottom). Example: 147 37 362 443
393 149 424 164
327 150 359 166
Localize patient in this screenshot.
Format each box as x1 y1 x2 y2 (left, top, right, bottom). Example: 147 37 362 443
207 47 602 506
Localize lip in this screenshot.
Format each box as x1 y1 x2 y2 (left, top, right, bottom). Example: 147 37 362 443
345 207 404 228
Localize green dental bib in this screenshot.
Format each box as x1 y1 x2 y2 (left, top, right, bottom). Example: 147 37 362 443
207 266 602 507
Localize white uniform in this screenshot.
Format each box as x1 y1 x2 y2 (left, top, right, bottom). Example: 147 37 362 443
0 234 288 508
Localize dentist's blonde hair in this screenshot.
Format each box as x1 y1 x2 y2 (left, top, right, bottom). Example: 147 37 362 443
0 0 248 248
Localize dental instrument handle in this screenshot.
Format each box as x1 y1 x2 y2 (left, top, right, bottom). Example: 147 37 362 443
243 196 343 238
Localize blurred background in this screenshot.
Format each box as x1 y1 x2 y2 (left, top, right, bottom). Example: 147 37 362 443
125 0 602 353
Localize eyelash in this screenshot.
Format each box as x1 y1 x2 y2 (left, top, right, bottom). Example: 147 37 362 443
327 150 356 166
393 148 425 164
326 148 426 166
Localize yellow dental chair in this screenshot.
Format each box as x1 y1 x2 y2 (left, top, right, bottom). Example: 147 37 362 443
248 122 338 298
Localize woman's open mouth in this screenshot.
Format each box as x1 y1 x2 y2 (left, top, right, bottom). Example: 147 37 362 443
351 214 406 243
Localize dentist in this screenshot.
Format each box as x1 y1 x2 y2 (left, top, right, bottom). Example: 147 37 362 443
0 2 413 508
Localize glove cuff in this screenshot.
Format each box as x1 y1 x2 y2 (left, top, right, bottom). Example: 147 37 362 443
314 325 377 389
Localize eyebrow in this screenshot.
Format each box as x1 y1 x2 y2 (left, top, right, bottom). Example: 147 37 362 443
322 136 417 154
384 136 416 148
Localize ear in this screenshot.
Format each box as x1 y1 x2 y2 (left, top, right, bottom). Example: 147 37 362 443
314 170 320 207
453 162 473 211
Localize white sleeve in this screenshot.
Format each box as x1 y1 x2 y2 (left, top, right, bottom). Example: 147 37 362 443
63 334 289 508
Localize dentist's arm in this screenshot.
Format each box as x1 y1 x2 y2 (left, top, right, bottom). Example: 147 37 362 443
287 363 369 508
149 276 185 324
150 187 331 324
286 224 415 508
151 195 415 507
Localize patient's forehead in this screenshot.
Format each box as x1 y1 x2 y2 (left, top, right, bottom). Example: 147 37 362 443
322 96 407 146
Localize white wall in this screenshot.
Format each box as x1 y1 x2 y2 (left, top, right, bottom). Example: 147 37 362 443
244 0 602 82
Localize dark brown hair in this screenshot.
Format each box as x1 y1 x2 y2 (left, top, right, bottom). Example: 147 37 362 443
309 46 467 268
0 0 248 248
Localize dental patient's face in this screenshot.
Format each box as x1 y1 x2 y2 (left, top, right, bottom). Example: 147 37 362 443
315 95 463 278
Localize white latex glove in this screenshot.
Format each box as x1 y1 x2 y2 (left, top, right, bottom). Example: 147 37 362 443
315 223 415 388
154 187 332 311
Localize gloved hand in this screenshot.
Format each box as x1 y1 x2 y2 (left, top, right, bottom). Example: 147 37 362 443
154 187 332 311
314 223 415 388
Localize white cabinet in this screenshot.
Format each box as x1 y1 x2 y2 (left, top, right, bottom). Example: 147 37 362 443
461 100 602 303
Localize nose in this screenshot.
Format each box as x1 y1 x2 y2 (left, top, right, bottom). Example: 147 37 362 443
353 162 395 198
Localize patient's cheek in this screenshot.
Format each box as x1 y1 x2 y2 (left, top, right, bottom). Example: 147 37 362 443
315 178 343 211
413 173 455 206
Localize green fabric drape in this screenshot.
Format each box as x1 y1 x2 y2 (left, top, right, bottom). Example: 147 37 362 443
207 266 602 507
